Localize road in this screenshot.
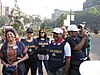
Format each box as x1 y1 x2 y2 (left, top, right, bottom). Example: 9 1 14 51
0 36 100 75
89 37 100 60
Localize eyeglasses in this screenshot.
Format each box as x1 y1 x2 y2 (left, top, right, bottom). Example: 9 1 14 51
27 32 33 34
7 34 13 37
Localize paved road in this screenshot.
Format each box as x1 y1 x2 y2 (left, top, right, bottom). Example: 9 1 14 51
0 36 100 75
89 37 100 60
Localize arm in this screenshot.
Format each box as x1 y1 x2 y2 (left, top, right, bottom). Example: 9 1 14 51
74 33 88 51
12 45 29 66
64 58 70 75
12 53 29 67
64 42 71 75
17 53 29 64
1 60 9 67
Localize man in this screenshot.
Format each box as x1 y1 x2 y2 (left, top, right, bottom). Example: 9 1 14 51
65 25 88 75
77 24 91 60
60 25 68 39
48 28 71 75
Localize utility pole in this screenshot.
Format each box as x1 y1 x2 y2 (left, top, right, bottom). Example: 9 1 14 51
70 9 71 25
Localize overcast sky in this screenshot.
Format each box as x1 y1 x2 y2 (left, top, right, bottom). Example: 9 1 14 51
1 0 86 18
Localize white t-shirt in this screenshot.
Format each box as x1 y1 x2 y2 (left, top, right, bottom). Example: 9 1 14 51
64 42 71 57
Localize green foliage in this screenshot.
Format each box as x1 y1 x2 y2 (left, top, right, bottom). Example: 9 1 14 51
75 6 100 29
12 22 19 31
18 29 26 36
89 7 99 15
0 15 10 25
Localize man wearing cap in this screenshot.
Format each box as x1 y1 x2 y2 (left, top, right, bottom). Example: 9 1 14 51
48 28 71 75
65 25 88 75
20 28 38 75
77 24 91 60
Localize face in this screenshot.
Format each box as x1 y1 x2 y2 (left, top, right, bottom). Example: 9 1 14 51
79 28 83 33
26 32 33 38
53 32 62 41
6 31 16 41
61 26 67 33
40 30 46 38
69 31 78 38
78 26 83 33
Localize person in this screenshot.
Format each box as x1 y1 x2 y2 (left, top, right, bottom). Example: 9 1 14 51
86 31 91 60
77 24 90 60
65 25 88 75
37 28 50 75
0 29 29 75
60 25 68 39
1 26 19 42
20 28 38 75
48 28 71 75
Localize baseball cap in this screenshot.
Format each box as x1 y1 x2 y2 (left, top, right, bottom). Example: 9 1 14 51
78 24 85 29
67 24 79 31
26 28 33 33
52 28 63 34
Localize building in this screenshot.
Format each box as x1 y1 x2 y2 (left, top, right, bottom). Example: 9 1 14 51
83 0 100 10
52 9 69 19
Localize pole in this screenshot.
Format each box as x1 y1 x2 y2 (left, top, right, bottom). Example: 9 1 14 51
70 9 71 25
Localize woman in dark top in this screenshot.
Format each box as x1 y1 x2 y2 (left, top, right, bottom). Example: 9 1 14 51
21 28 38 75
37 28 50 75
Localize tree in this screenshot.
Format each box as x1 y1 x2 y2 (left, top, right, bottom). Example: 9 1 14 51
75 7 100 30
59 14 67 26
0 15 10 26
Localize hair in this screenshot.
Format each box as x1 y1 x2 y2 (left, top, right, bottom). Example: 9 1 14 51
38 28 47 39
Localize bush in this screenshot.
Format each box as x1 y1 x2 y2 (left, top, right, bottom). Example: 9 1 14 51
94 29 98 34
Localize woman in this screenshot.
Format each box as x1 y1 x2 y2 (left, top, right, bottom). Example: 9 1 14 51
37 28 50 75
21 28 38 75
0 29 29 75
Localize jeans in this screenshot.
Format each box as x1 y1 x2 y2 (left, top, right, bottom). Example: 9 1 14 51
24 59 38 75
38 60 48 75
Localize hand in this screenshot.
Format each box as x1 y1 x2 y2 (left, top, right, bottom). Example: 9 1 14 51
12 61 18 67
5 64 9 67
83 32 88 37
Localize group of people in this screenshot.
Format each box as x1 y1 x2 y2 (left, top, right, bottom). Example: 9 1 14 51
0 24 91 75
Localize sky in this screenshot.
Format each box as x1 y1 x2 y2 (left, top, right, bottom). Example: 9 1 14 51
1 0 86 19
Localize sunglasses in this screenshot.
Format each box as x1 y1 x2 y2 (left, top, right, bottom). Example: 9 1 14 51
40 32 45 34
